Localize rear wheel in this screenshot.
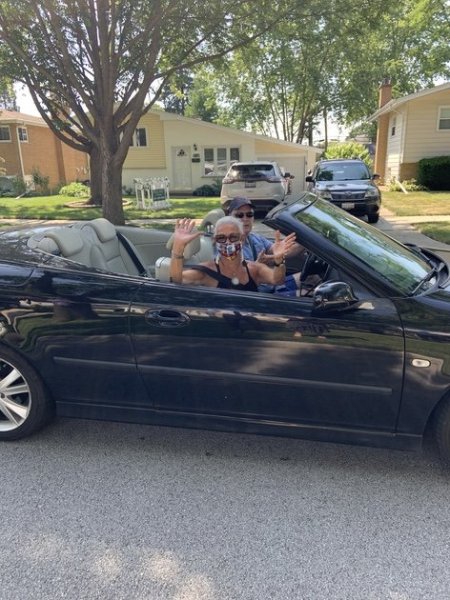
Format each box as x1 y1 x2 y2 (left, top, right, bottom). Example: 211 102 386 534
0 347 54 440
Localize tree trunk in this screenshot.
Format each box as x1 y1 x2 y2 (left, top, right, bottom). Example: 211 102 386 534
101 156 125 225
88 146 103 206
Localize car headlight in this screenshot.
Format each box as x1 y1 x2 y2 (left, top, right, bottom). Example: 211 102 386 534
365 188 380 199
316 189 332 200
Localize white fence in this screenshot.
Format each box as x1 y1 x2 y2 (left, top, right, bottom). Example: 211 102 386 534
134 177 171 210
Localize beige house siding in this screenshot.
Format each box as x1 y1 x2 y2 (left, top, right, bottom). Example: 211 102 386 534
125 112 166 169
385 111 405 180
371 83 450 182
402 91 450 162
122 110 320 193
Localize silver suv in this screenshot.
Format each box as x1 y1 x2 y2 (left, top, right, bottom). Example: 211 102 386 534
221 161 291 213
305 159 381 223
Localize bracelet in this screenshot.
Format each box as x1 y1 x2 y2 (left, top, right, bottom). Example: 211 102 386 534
171 252 184 259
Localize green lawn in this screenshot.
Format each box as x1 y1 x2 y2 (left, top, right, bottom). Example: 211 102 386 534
381 190 450 216
381 190 450 244
0 195 221 222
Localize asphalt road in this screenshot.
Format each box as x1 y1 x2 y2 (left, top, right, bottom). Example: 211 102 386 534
1 417 450 600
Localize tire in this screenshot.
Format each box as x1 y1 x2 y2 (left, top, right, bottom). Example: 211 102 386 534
433 398 450 465
0 347 54 440
367 213 379 224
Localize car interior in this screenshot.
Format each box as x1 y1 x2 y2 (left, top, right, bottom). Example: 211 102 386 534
26 210 333 295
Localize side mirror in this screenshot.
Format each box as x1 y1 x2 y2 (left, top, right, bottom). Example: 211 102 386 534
305 175 313 183
312 281 358 314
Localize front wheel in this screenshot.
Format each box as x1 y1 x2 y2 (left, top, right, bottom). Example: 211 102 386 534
0 347 54 440
367 213 380 224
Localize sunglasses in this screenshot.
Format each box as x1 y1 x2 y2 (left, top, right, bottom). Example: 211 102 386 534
234 211 255 219
214 234 241 244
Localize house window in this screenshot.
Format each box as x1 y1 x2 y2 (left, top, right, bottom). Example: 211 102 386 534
203 147 240 176
0 126 11 142
18 126 28 142
390 117 396 137
438 107 450 130
130 128 147 147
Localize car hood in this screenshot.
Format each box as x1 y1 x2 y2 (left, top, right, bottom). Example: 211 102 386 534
315 180 376 191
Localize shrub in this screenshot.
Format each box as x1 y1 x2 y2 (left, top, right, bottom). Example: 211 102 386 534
388 178 428 192
417 156 450 190
31 167 50 195
59 181 90 198
193 178 221 196
322 142 372 168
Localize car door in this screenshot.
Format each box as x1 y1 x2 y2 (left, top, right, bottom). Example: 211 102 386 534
22 266 149 411
130 279 404 432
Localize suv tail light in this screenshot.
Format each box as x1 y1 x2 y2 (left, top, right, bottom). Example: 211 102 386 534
222 177 237 184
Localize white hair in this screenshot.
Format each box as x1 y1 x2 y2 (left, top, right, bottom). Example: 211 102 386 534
214 215 244 235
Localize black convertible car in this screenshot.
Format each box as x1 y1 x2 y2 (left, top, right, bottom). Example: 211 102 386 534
1 193 450 464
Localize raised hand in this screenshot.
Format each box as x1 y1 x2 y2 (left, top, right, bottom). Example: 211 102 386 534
271 231 297 263
172 218 201 252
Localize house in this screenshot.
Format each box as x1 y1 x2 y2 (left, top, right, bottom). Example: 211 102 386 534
122 109 321 196
370 79 450 182
0 110 89 190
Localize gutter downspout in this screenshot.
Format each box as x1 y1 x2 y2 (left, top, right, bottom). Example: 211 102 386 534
16 123 25 180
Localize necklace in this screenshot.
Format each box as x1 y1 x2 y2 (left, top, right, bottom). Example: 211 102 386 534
216 256 242 285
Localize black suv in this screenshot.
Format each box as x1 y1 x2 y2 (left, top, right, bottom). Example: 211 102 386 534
305 159 381 223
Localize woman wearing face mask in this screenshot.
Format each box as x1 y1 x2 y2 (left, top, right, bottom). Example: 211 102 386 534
169 216 296 289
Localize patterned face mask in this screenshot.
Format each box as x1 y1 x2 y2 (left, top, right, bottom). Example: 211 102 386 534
216 241 242 258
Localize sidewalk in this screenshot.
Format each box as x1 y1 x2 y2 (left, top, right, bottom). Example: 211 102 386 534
376 206 450 252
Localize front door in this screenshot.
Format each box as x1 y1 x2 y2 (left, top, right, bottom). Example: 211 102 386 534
129 282 404 432
172 146 192 190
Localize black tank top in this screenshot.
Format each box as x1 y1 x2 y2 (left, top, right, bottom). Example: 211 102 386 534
216 260 258 291
188 261 258 291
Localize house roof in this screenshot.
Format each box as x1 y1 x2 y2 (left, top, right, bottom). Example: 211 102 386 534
0 109 47 127
369 81 450 121
152 108 321 152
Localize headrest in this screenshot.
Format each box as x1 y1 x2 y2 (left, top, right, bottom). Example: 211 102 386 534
165 231 201 259
199 208 226 232
44 229 84 257
88 218 117 242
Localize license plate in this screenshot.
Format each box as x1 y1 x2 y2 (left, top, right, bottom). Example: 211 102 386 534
341 202 355 209
245 182 256 188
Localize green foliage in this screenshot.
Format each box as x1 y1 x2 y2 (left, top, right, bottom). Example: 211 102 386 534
417 156 450 191
388 178 428 192
322 142 372 167
192 178 221 196
31 167 50 195
58 182 90 198
12 176 27 196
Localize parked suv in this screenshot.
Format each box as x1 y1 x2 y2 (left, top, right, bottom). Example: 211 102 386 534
221 161 292 213
305 159 381 223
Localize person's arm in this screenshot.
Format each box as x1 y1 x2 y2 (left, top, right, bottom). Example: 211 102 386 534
251 260 287 286
169 218 203 284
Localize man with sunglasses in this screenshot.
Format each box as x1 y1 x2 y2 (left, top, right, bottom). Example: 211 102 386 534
226 196 304 295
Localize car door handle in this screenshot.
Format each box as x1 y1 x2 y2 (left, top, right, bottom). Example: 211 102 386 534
145 309 190 328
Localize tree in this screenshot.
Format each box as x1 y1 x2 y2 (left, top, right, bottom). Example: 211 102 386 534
0 0 294 224
0 76 17 110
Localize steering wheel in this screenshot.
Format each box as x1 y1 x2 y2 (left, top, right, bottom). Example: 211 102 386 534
299 252 330 296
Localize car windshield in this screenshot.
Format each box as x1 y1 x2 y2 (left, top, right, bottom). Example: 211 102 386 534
316 162 370 181
229 164 275 178
296 201 432 296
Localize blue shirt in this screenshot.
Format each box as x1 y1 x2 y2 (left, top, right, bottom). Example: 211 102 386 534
242 233 272 261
